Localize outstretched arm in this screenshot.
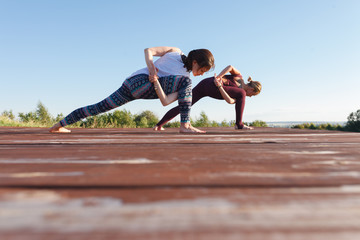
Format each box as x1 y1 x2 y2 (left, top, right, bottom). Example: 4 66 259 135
153 80 179 106
214 74 236 104
144 46 181 83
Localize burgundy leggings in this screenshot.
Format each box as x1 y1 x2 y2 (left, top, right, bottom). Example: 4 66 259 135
156 77 246 129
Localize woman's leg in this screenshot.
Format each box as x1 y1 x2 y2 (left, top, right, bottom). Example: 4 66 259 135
191 82 246 129
59 85 134 127
50 76 140 132
175 76 192 123
158 75 203 133
222 87 246 129
155 77 215 130
156 77 215 128
156 78 247 130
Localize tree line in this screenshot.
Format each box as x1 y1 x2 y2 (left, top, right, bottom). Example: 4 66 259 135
0 102 267 129
291 110 360 132
1 102 359 132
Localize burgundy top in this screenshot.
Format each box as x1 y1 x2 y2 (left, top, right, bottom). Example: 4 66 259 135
222 75 240 87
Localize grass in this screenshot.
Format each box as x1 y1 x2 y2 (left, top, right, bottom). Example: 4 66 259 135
0 116 51 128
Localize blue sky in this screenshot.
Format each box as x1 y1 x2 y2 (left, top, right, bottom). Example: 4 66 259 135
1 0 359 123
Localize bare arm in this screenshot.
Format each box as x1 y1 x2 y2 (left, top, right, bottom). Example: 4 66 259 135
144 47 181 106
217 65 243 79
218 86 236 104
144 46 181 83
153 81 179 106
214 74 236 104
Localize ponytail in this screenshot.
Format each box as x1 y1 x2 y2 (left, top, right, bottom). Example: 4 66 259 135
181 54 192 72
247 76 262 95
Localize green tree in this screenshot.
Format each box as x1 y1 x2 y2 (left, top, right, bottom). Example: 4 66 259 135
54 113 64 123
18 101 53 124
346 109 360 132
193 111 211 127
36 102 52 124
77 109 137 128
336 124 344 131
164 121 180 128
220 120 230 127
1 110 15 120
211 120 220 127
18 111 38 123
249 120 268 127
134 110 159 128
325 123 335 131
112 110 135 128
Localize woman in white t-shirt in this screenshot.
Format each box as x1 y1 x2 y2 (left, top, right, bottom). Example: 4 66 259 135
49 46 214 133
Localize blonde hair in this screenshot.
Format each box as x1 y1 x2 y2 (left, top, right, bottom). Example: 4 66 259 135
247 76 262 95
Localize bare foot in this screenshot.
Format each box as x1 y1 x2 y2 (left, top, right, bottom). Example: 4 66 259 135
49 123 71 133
180 125 206 133
153 125 165 131
235 124 254 130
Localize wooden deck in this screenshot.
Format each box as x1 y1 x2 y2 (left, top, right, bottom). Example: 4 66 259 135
1 127 360 239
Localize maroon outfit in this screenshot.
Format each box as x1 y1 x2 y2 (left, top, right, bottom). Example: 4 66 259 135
156 75 246 129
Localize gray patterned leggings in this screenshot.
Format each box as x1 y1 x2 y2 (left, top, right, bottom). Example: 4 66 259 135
59 74 192 127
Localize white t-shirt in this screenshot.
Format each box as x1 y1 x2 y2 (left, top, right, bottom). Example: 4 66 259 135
128 51 190 78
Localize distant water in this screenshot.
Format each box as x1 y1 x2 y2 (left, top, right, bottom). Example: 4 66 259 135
267 121 346 128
